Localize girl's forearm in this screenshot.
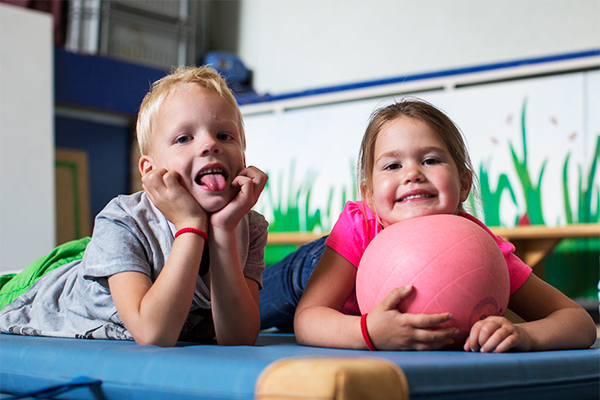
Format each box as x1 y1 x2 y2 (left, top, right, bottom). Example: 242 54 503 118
294 307 366 349
521 306 597 351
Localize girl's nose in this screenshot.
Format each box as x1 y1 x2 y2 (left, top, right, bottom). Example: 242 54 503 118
403 165 424 184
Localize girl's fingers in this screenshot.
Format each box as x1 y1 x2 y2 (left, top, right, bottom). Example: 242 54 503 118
412 326 459 343
378 285 413 310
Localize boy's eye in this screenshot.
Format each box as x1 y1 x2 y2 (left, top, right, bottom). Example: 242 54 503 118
176 135 192 144
217 132 233 141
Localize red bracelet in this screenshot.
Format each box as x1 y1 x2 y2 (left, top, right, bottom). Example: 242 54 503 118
360 313 377 351
174 227 208 241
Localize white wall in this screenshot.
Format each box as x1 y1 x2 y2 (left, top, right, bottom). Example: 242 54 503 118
235 0 600 95
0 4 55 273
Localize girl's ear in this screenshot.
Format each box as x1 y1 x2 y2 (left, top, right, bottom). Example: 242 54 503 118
459 170 472 202
138 155 155 177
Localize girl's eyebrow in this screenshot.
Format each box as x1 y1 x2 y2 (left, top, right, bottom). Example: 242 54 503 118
376 146 448 162
375 150 401 163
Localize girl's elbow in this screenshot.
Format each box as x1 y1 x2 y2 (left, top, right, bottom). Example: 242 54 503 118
583 319 598 348
293 313 310 345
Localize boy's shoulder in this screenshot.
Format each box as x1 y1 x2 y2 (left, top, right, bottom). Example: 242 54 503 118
104 191 158 217
97 191 171 233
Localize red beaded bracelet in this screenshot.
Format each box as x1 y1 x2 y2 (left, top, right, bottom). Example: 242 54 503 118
174 227 208 241
360 313 377 351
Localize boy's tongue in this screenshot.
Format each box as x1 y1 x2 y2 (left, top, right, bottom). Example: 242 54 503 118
200 173 227 192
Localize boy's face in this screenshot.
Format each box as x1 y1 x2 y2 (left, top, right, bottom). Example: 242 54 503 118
141 84 245 213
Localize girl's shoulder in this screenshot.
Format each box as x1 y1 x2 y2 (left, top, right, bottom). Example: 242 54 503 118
340 201 378 225
325 201 381 267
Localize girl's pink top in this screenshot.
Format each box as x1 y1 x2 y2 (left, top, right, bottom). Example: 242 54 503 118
324 201 532 315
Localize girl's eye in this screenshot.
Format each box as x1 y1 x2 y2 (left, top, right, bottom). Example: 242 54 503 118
217 132 233 141
176 135 192 144
423 158 439 165
384 163 401 171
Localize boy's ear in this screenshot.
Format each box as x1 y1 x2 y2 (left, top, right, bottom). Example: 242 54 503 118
138 155 155 177
459 170 472 202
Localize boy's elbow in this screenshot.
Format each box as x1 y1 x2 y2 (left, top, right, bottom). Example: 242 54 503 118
216 329 259 346
132 330 179 347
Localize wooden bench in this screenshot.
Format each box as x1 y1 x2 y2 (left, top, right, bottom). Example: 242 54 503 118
267 224 599 279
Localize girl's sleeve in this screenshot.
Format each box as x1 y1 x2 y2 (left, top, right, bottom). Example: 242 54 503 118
325 202 378 268
460 213 532 295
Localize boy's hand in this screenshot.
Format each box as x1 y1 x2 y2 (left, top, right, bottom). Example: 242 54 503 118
367 285 458 351
210 166 267 230
142 168 207 230
464 316 532 353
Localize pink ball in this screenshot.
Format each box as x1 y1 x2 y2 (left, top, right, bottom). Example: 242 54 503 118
356 214 510 345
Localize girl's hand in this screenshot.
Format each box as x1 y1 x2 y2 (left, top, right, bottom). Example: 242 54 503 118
142 168 207 230
210 166 268 230
368 285 458 351
464 316 532 353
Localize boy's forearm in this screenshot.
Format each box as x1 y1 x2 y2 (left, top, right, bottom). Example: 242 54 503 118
209 228 261 345
120 234 205 347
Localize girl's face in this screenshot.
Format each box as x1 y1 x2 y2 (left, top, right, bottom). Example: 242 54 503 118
365 116 471 228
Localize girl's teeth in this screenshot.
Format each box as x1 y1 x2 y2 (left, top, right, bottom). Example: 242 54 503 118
402 194 431 201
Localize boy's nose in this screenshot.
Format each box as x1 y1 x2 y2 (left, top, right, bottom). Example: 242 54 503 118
201 137 222 155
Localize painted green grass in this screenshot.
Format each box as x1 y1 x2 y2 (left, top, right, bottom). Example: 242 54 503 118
562 135 599 225
262 159 357 265
261 100 599 289
509 98 547 225
477 159 518 227
548 134 600 300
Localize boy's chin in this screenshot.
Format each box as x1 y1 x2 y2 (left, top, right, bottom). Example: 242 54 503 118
197 194 233 214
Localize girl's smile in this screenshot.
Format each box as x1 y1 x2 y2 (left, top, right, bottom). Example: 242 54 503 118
366 116 471 227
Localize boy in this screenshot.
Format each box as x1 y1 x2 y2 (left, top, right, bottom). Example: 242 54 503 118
0 67 268 347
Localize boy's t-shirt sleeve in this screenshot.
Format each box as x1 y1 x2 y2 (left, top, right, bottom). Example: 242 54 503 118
243 210 268 289
83 197 167 281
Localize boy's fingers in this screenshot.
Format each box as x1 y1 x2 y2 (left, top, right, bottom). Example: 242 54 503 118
238 166 268 187
162 171 182 188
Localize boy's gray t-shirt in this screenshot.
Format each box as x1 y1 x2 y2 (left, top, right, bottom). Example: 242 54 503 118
0 191 268 340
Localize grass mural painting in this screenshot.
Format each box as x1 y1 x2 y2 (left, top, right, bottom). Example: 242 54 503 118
252 93 599 300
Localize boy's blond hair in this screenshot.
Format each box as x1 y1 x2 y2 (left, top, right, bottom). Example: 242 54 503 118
136 66 246 155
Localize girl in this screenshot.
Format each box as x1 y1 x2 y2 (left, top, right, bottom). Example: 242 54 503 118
288 99 596 352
